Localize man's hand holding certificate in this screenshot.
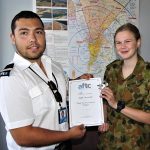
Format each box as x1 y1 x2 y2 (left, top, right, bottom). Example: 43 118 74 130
69 78 104 127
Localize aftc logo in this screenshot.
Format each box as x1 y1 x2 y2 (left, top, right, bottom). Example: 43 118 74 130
78 83 91 89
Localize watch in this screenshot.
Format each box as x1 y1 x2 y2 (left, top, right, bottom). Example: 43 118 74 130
116 100 125 112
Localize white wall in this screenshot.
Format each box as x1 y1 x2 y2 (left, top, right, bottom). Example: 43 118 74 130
0 0 150 150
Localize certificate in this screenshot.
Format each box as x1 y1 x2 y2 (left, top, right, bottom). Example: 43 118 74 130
69 78 104 127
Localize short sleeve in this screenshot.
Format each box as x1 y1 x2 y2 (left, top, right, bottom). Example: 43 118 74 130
0 74 34 129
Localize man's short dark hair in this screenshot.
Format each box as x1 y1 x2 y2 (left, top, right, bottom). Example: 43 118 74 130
11 10 44 34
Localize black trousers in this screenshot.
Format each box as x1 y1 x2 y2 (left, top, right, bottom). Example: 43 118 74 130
54 140 72 150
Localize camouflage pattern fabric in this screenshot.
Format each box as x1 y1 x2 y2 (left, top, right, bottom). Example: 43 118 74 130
98 55 150 150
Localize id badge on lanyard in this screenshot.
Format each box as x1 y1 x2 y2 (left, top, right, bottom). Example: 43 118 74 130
58 107 68 124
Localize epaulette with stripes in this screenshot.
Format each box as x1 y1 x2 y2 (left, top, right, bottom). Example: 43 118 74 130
0 63 14 77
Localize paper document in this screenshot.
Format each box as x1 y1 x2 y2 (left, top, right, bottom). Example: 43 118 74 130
69 78 104 127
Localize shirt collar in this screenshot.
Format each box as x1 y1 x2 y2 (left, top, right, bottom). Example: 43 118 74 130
118 55 145 80
132 55 145 76
13 52 53 80
13 52 32 70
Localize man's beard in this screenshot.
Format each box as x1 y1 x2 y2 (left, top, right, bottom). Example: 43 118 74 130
26 50 44 60
16 44 46 61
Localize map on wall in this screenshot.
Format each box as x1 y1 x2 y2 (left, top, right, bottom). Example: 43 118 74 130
68 0 139 78
33 0 139 79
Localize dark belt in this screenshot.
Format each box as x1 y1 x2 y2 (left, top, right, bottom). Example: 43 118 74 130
54 141 72 150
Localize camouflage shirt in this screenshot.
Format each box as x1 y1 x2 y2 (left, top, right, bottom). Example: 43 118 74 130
98 55 150 150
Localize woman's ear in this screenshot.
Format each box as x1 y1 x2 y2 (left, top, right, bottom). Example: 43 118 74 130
137 38 141 48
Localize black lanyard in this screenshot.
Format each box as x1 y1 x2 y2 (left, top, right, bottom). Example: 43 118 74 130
29 66 62 107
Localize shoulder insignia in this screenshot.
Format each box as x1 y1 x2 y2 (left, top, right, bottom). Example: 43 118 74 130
0 63 14 77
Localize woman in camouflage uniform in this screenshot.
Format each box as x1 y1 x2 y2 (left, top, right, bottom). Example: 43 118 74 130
98 23 150 150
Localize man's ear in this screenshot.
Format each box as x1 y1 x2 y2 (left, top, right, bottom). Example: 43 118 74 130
10 33 15 44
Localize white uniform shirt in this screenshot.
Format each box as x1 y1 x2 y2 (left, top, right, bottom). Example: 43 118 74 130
0 52 69 150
